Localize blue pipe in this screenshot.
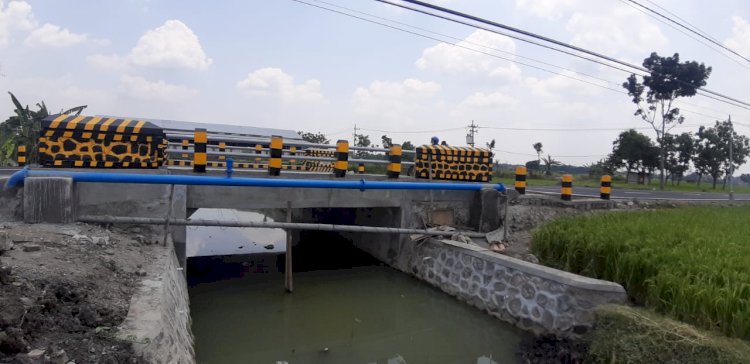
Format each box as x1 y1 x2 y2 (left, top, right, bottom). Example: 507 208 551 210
4 168 505 192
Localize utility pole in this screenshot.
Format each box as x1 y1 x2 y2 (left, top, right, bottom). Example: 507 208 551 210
466 120 479 147
353 124 358 145
729 115 734 201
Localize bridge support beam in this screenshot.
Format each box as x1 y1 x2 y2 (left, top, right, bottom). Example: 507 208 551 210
24 177 76 224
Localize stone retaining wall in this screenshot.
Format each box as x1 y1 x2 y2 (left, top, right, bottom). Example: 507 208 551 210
118 238 195 363
354 237 627 336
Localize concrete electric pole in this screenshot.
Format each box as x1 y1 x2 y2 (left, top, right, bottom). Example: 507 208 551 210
466 120 478 147
729 115 734 201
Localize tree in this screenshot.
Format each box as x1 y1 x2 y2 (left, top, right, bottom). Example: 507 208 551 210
297 131 329 144
525 160 540 172
381 135 393 149
740 174 750 184
716 120 750 189
0 92 86 165
541 154 560 176
694 124 724 188
623 52 712 190
402 140 415 162
608 129 656 183
532 142 543 167
353 133 372 158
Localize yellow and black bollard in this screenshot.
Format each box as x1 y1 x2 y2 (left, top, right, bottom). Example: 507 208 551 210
269 136 283 176
181 139 189 159
193 129 207 173
515 166 527 194
561 174 573 201
218 142 226 161
333 140 349 178
387 144 402 178
358 163 365 174
290 146 297 166
17 145 26 167
600 175 612 200
255 144 262 163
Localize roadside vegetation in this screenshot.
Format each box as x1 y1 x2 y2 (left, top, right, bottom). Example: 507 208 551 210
532 205 750 339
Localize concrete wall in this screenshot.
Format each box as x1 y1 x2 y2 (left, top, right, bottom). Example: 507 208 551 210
353 237 627 337
118 237 195 364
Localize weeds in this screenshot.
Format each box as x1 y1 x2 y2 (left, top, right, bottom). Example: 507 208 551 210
532 206 750 339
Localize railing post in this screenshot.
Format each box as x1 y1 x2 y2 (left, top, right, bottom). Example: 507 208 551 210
515 166 526 194
333 140 349 178
269 135 283 176
290 146 297 166
600 175 611 200
193 128 207 173
255 144 262 163
17 145 26 167
218 142 226 162
181 139 189 159
387 144 402 178
561 174 573 201
358 163 365 174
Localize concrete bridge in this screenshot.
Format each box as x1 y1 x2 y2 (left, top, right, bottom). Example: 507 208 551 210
13 168 507 269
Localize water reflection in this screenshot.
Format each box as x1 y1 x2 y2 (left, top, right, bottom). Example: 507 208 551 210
187 209 286 257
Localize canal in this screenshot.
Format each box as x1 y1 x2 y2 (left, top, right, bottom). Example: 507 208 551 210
187 209 527 363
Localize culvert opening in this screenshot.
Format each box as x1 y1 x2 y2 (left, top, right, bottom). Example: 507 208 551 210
186 207 525 362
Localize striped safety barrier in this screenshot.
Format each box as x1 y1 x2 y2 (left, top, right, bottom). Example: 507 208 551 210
387 144 402 179
17 145 26 167
600 175 611 200
561 174 573 201
333 140 349 178
268 136 283 176
193 129 207 173
515 166 526 194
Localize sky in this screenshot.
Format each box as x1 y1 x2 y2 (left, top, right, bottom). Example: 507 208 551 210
1 0 750 171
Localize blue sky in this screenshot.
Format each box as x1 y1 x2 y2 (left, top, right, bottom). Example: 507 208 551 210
2 0 750 170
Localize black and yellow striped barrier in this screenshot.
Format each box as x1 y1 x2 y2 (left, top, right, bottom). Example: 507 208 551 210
333 140 349 178
515 166 526 194
387 144 402 178
415 145 492 182
255 144 262 163
303 149 334 172
268 136 283 176
38 114 166 168
600 175 612 200
181 139 189 158
166 160 306 171
193 129 207 173
17 145 26 166
561 174 573 201
290 146 297 165
218 142 226 161
358 163 365 174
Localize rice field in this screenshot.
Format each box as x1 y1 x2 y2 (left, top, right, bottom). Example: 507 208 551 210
531 206 750 339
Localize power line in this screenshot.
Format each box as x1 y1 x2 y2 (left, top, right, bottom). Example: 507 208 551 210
292 0 624 94
625 0 750 64
385 0 750 110
359 126 465 134
305 0 619 87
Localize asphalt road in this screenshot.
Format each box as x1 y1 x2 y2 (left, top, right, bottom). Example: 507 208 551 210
527 186 750 201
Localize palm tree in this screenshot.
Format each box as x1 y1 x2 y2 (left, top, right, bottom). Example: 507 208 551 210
532 142 543 166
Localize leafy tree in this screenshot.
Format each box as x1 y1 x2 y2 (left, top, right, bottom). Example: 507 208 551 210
694 124 724 188
297 131 329 144
662 132 695 185
586 158 617 178
623 52 712 190
608 129 657 183
532 142 543 167
740 174 750 184
716 120 750 189
381 135 393 149
354 133 372 158
402 140 415 162
525 160 540 172
0 92 85 165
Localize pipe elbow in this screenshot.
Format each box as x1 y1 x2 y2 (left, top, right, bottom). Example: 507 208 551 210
4 167 29 190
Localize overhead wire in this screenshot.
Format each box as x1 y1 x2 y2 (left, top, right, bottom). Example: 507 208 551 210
387 0 750 111
625 0 750 64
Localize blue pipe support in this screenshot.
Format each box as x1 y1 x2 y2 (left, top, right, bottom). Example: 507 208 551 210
4 168 506 192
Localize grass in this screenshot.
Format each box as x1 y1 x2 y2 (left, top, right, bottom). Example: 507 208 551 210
531 206 750 339
493 174 750 194
586 305 750 363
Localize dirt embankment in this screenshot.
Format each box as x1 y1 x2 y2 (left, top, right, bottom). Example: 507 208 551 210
0 222 161 364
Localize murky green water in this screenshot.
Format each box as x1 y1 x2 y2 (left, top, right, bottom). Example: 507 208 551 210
190 266 526 364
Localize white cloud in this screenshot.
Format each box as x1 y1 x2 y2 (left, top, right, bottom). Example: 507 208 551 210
515 0 579 20
351 78 442 126
128 20 212 70
86 53 130 71
24 23 87 47
460 91 518 108
524 71 605 99
416 30 522 82
236 67 325 103
566 5 667 54
120 74 199 101
724 16 750 59
0 0 36 46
